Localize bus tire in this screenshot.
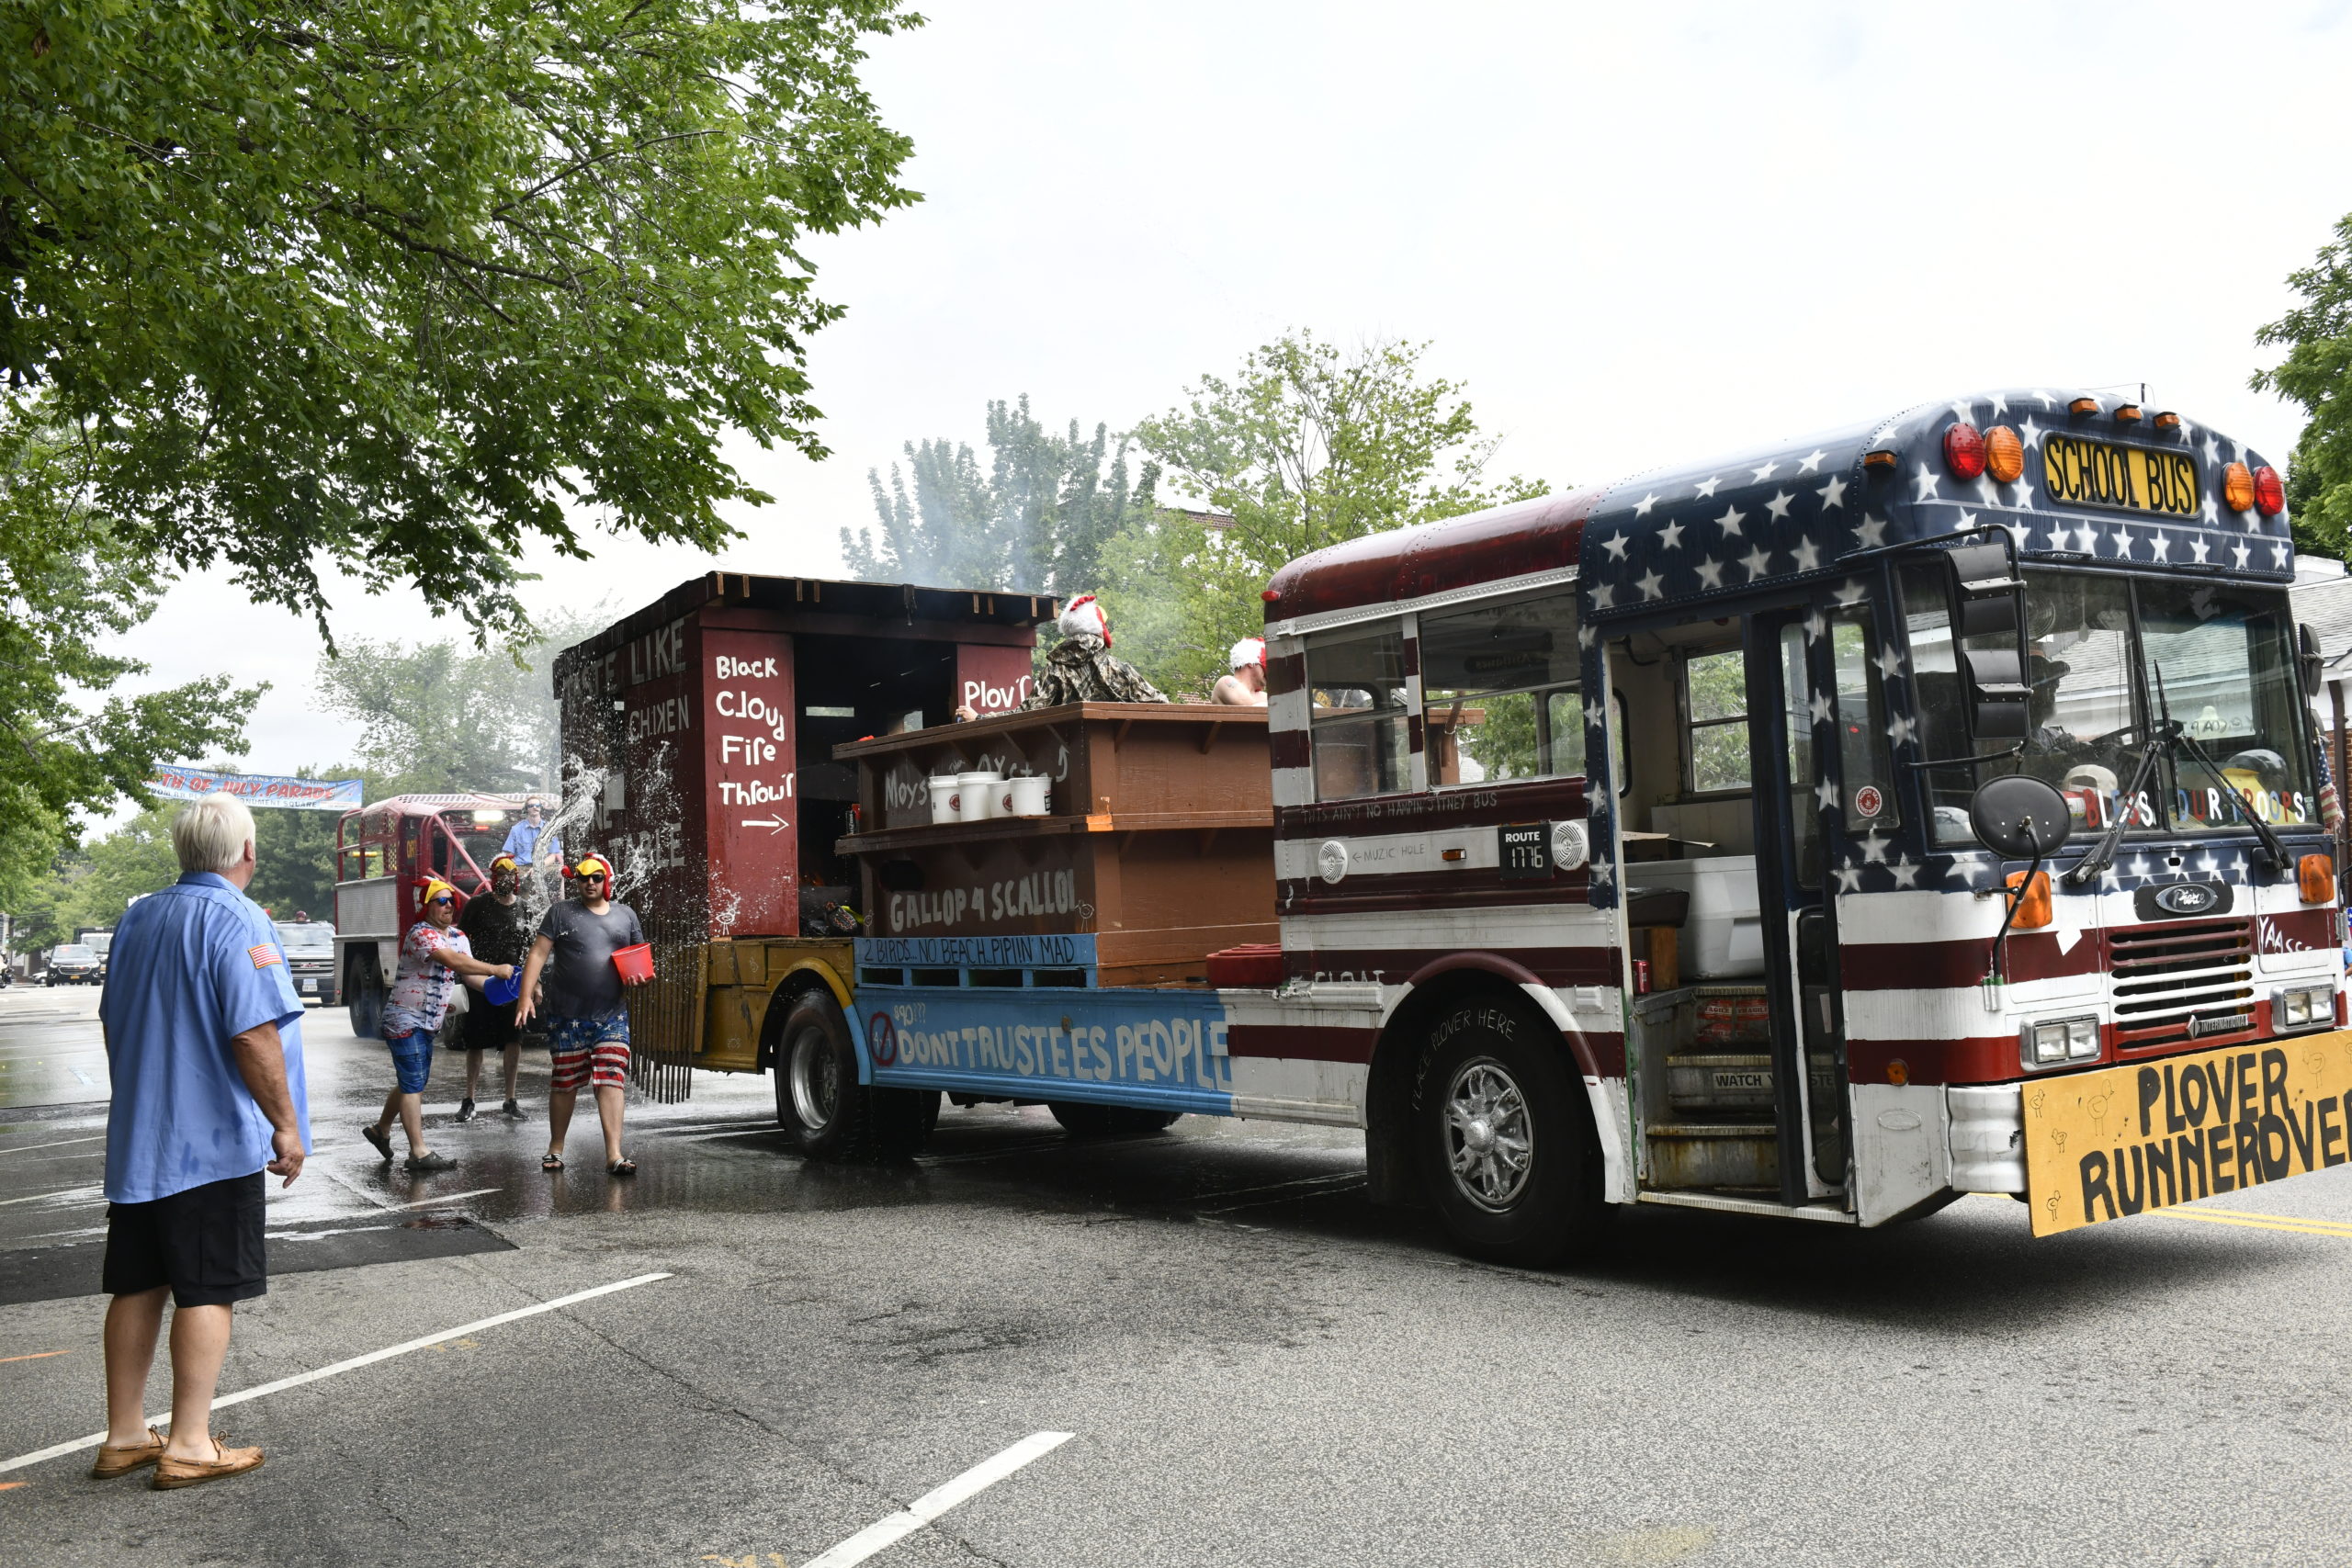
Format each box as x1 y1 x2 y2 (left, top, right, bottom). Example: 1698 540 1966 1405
1048 1102 1183 1136
1411 997 1604 1269
775 992 876 1160
347 953 383 1039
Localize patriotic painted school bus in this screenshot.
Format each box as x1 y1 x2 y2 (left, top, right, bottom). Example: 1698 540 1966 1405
797 388 2352 1266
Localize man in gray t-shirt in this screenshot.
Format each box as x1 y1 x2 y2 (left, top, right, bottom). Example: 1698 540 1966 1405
515 854 650 1176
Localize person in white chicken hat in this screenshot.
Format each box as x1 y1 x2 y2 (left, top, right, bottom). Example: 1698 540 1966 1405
1019 594 1169 708
1213 637 1268 706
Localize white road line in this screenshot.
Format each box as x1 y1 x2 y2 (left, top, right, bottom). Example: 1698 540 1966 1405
0 1134 107 1156
0 1270 673 1475
802 1430 1076 1568
668 1127 786 1144
392 1186 502 1209
0 1184 104 1208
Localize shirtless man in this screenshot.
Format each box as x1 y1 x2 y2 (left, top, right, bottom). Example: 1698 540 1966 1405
1212 637 1268 707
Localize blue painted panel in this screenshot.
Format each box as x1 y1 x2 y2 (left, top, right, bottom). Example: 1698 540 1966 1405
854 982 1237 1115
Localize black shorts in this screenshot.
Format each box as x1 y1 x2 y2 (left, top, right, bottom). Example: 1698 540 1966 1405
462 993 523 1050
102 1171 266 1308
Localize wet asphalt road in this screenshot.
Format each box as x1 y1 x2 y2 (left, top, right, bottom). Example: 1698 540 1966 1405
4 986 2352 1567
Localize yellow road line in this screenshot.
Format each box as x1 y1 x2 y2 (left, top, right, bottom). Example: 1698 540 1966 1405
2180 1204 2352 1234
2154 1207 2352 1238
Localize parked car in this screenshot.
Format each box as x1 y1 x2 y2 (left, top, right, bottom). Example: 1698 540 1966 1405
44 944 102 986
273 921 339 1007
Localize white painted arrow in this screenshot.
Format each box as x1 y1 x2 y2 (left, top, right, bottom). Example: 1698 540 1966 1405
740 817 789 834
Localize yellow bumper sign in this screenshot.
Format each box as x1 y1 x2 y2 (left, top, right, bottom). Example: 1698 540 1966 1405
2023 1032 2352 1237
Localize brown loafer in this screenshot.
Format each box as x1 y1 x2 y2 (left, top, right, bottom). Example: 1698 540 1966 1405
151 1436 265 1490
89 1428 165 1479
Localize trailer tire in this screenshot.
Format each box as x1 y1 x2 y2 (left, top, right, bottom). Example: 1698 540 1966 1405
1048 1102 1184 1137
1411 997 1605 1269
347 953 384 1039
773 992 938 1161
873 1089 942 1159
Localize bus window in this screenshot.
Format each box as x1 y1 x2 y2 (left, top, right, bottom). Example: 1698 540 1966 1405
1902 564 1999 844
1684 648 1749 794
2019 572 2138 831
1306 623 1410 800
1420 594 1583 784
1829 613 1897 833
2136 579 2314 828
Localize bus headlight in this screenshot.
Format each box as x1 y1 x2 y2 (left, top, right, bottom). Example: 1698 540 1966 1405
2272 983 2335 1032
2021 1015 2099 1069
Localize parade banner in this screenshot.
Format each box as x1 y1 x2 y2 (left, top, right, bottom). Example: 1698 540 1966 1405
2024 1032 2352 1236
148 765 364 812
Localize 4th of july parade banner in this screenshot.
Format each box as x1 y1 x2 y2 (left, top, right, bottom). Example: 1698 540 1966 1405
147 765 364 813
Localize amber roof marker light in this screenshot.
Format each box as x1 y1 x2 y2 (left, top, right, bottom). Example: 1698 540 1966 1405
2222 462 2256 513
1862 447 1899 472
1984 426 2025 484
2153 411 2182 433
2067 396 2100 418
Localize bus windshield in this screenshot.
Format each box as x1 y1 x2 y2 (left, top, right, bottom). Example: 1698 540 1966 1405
1907 568 2313 842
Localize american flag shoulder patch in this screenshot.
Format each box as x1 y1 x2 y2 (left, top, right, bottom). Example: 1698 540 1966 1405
249 943 282 969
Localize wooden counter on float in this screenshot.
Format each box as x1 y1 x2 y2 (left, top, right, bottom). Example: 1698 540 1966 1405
832 702 1273 985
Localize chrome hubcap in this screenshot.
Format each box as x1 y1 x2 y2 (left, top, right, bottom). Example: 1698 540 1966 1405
1444 1058 1533 1210
788 1027 839 1132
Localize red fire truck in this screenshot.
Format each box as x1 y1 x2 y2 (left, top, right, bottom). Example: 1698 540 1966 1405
333 793 541 1035
575 389 2351 1266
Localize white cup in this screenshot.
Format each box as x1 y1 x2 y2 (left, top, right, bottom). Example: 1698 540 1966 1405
927 775 961 825
1006 775 1051 817
956 772 1001 822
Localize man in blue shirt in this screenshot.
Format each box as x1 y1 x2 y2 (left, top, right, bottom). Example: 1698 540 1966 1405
501 800 562 869
94 793 309 1491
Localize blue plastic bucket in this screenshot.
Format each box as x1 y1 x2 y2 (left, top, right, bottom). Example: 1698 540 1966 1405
483 973 521 1007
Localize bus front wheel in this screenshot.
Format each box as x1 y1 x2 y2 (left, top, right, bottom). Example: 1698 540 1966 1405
1411 998 1606 1269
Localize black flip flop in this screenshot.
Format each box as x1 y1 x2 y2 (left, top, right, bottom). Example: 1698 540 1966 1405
361 1124 393 1162
607 1157 637 1177
541 1153 564 1172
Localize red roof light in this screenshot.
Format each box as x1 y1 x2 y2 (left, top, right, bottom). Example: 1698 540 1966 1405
2253 465 2286 517
1943 423 1987 481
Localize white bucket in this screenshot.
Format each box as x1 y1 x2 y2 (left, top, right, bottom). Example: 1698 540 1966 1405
1006 775 1051 818
927 775 962 825
956 772 1001 822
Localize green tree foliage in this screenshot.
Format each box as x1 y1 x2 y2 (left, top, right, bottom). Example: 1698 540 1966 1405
2255 212 2352 560
1115 332 1549 694
316 615 603 795
0 426 257 927
0 1 921 644
842 396 1158 596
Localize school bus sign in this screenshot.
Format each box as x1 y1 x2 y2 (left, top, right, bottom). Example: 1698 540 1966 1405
2013 1043 2352 1241
2023 1032 2352 1236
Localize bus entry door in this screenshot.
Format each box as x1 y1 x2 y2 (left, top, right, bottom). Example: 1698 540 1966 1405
1753 608 1854 1203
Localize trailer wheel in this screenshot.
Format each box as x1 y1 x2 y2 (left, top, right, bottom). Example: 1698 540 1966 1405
1411 998 1605 1268
773 992 937 1160
1048 1102 1183 1136
346 952 384 1039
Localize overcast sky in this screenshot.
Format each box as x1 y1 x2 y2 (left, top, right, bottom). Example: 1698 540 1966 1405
108 0 2352 796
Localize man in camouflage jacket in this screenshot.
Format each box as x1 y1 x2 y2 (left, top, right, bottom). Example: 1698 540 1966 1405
1019 595 1169 709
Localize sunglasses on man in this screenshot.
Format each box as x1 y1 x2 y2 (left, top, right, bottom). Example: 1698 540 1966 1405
429 895 454 907
580 872 607 884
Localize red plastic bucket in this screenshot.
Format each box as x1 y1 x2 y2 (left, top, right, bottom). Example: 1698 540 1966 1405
612 942 655 985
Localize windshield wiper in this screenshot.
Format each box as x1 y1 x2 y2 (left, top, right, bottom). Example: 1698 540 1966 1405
2154 668 2288 870
2064 718 2170 887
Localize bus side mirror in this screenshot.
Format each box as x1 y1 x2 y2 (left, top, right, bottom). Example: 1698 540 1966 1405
1945 539 2031 741
2299 622 2324 701
1969 774 2071 859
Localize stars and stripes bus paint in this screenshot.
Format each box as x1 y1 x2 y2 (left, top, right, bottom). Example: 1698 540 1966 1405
762 386 2351 1267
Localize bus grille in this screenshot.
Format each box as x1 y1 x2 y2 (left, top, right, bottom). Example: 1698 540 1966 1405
2107 919 2255 1048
